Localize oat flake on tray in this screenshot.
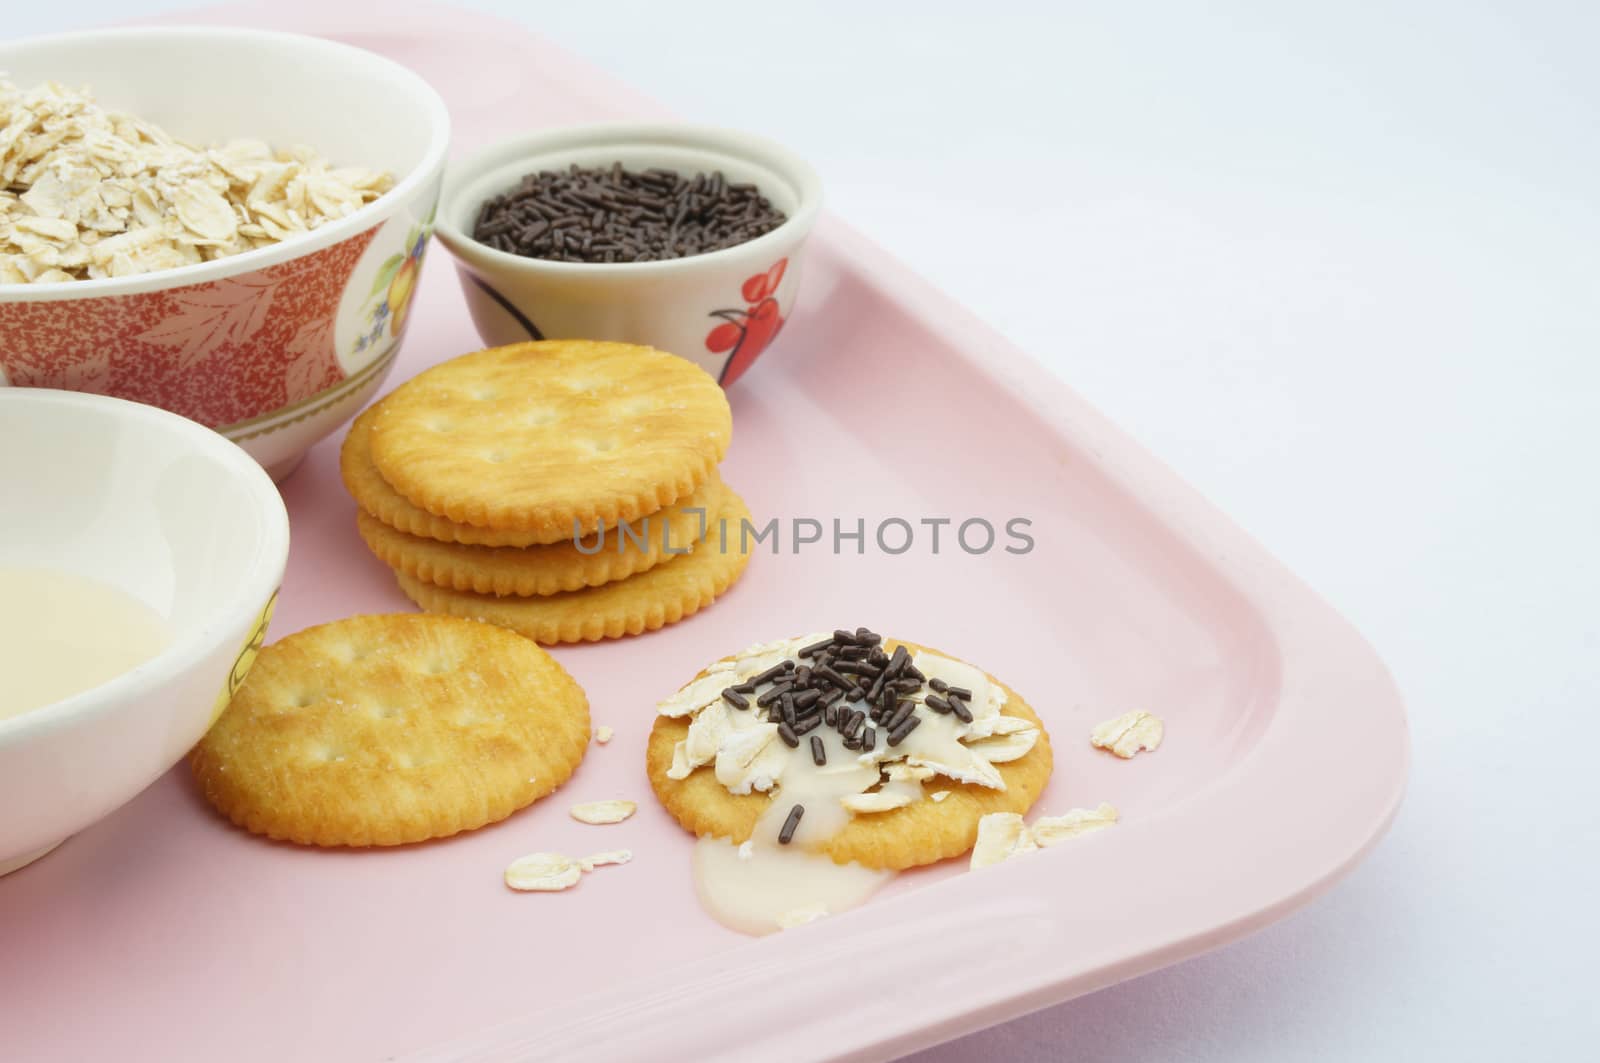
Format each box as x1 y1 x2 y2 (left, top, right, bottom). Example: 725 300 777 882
0 79 392 284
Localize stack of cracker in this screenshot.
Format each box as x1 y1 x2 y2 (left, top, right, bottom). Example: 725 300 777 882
342 340 752 644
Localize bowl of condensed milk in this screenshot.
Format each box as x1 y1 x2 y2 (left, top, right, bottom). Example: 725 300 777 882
0 389 289 875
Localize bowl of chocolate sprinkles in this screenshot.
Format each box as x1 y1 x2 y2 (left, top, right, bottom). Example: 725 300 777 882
435 123 821 388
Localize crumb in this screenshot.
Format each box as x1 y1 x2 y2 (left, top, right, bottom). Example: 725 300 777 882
1090 711 1164 758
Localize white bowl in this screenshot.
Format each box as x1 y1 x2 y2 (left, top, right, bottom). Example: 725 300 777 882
435 123 821 386
0 27 451 481
0 389 289 875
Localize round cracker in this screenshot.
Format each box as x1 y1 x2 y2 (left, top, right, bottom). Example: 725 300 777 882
367 341 732 535
342 405 585 548
358 475 727 597
191 613 590 847
645 640 1053 871
396 485 754 644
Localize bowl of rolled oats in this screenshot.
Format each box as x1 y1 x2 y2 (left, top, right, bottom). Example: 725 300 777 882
0 28 450 480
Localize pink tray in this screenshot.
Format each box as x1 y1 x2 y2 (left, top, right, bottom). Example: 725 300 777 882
0 4 1408 1061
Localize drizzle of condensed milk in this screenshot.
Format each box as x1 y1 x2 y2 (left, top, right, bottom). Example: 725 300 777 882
667 633 1029 935
692 689 898 935
692 838 891 936
0 567 171 722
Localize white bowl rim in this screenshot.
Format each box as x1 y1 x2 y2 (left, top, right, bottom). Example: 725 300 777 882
435 122 823 277
0 389 290 743
0 26 451 304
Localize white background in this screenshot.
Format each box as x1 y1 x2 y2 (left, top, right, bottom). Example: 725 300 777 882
13 1 1598 1059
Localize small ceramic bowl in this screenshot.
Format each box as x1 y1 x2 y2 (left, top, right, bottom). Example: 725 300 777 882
435 123 821 386
0 27 451 481
0 389 289 876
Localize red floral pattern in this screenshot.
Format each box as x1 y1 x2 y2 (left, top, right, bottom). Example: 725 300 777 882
0 226 378 428
705 257 787 386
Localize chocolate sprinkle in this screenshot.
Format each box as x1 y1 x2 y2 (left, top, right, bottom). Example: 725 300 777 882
887 715 922 746
814 665 851 690
473 164 788 264
778 804 805 844
693 630 1001 821
754 661 795 686
756 681 793 708
885 699 915 732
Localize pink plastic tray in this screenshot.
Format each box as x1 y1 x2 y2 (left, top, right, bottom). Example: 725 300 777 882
0 4 1408 1061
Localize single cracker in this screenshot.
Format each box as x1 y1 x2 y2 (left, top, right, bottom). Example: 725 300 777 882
645 640 1054 871
358 476 726 597
367 341 732 535
191 614 590 847
395 486 754 644
342 406 579 548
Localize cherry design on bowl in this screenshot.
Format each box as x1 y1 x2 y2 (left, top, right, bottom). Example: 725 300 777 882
705 258 787 385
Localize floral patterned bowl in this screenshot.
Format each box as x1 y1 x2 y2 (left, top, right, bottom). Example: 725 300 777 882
0 28 450 481
434 124 821 387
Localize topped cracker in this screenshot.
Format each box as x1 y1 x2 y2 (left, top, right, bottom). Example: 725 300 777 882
191 613 590 847
645 637 1054 871
366 341 732 535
